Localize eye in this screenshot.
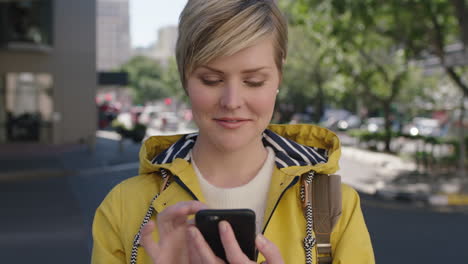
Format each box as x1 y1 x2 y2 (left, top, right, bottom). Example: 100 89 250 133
201 79 222 86
199 74 223 86
244 80 265 87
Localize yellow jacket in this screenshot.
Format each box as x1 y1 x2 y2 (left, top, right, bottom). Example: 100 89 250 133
92 124 375 263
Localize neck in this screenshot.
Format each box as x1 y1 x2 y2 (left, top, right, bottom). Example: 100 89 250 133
192 136 268 188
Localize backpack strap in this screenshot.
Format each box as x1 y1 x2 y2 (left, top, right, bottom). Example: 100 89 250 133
304 173 342 264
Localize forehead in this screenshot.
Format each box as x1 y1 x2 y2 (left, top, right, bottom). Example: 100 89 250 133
197 37 276 72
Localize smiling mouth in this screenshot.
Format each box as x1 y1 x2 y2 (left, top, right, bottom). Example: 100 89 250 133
213 118 251 128
217 120 243 122
214 118 249 122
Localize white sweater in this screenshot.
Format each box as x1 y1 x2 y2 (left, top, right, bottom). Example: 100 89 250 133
191 147 275 234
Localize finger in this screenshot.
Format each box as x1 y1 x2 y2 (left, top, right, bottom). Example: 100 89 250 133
186 218 195 226
187 226 223 264
159 201 208 221
218 221 251 263
158 201 208 230
255 234 284 264
140 220 160 262
175 201 209 222
187 227 203 264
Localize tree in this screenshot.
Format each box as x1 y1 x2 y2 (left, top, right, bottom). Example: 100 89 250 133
161 57 187 102
279 25 340 123
120 56 171 105
281 0 434 152
286 0 467 171
338 36 419 152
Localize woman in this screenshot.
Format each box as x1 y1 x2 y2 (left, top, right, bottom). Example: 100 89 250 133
91 0 375 263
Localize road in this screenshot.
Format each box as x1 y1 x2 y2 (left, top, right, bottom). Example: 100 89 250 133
362 197 468 263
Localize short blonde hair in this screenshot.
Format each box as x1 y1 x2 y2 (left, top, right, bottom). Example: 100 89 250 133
176 0 288 88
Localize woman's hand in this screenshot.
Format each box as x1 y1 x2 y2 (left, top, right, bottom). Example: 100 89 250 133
187 220 285 264
140 201 207 264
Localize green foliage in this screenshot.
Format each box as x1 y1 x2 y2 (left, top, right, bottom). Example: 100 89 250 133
285 0 467 94
120 56 185 105
348 129 399 142
412 135 467 171
349 127 466 169
131 123 148 142
161 57 188 103
120 56 167 104
281 0 467 169
280 0 446 152
279 25 340 122
111 119 147 143
278 3 371 122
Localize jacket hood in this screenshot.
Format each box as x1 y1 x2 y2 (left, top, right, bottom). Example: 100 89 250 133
138 124 341 176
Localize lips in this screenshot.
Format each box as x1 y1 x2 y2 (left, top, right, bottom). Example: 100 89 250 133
214 117 249 122
213 117 250 129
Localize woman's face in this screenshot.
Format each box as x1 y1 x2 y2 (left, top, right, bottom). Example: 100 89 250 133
186 37 280 152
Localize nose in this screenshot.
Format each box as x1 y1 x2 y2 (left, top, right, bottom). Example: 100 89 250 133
220 81 243 110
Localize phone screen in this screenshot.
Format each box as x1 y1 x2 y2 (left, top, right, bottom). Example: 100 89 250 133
195 209 256 261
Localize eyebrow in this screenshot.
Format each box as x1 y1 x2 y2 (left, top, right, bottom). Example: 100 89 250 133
199 65 271 74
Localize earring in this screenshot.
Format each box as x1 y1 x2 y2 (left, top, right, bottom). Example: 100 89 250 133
276 89 279 94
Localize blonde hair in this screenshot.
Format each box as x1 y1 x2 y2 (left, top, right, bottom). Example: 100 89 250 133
176 0 288 88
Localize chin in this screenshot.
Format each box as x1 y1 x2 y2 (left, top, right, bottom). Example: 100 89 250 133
214 133 261 152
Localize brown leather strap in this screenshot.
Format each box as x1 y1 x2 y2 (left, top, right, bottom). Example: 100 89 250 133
310 174 342 264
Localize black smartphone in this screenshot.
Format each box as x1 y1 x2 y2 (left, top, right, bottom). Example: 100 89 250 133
195 209 256 262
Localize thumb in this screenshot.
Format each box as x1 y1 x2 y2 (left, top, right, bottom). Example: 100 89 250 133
255 234 284 264
140 220 160 262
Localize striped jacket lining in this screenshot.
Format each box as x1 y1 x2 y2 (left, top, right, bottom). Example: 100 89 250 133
151 129 328 169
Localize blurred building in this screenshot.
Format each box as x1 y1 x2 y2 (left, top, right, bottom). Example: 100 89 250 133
0 0 96 145
96 0 131 124
97 0 131 71
133 25 178 66
151 25 178 64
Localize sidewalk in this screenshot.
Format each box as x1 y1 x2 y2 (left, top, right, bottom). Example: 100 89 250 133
0 131 140 181
340 145 468 208
0 132 142 263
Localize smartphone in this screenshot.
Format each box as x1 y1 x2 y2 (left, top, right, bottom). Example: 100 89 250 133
195 209 256 262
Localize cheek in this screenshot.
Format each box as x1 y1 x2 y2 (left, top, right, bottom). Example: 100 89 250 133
189 93 206 109
250 90 277 116
187 86 215 115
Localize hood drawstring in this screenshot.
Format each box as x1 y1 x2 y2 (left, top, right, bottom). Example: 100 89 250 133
301 170 316 264
130 168 172 264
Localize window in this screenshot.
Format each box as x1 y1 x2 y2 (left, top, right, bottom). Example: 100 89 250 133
0 0 53 49
0 72 54 143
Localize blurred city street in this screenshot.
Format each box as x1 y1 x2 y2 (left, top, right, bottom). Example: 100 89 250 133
1 128 467 263
1 0 467 263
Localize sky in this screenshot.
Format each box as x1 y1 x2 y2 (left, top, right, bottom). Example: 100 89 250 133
129 0 187 48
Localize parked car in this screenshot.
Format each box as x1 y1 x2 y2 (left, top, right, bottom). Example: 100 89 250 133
337 115 362 131
138 106 163 126
403 117 441 137
98 102 120 129
360 117 400 133
289 113 313 124
363 117 384 133
156 112 180 132
320 109 352 129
